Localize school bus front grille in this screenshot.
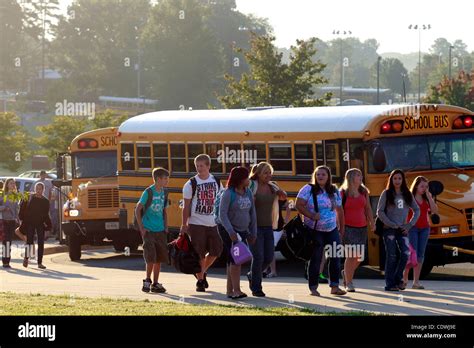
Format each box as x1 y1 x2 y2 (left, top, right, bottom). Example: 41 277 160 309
88 188 119 209
466 208 473 230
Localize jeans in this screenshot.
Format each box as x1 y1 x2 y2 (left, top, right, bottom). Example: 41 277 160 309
408 226 430 263
307 227 341 289
249 226 274 292
383 228 410 289
25 224 45 264
2 220 16 265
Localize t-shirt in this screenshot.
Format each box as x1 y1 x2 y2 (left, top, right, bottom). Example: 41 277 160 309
138 186 167 232
407 198 430 229
297 184 342 232
183 175 221 227
341 190 367 228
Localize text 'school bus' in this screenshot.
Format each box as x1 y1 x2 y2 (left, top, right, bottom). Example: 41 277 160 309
116 105 474 277
55 127 133 261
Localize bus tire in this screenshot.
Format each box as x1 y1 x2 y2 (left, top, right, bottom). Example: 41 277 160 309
68 234 82 261
420 262 434 280
127 242 139 253
113 241 126 252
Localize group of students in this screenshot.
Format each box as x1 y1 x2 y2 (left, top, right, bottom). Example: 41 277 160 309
135 154 438 297
0 176 52 270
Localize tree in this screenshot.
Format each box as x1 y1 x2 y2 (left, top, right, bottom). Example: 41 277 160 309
218 35 330 108
90 110 129 129
51 0 151 99
0 113 30 172
424 71 474 111
141 0 224 109
36 116 87 158
370 58 410 95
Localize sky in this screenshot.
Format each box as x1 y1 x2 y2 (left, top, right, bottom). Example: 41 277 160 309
57 0 474 54
236 0 474 54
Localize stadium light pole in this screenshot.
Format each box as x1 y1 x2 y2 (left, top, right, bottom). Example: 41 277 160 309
333 29 352 104
408 24 431 103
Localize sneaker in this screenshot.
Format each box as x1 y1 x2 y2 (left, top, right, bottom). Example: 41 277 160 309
346 282 355 292
398 282 407 291
23 258 28 268
142 278 152 293
151 283 166 293
252 290 266 297
203 272 209 289
309 288 320 296
196 279 206 292
385 286 399 291
2 264 11 269
38 264 47 270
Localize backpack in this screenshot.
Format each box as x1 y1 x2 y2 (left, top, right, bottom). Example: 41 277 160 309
214 187 252 224
283 184 319 261
168 233 202 274
133 186 168 231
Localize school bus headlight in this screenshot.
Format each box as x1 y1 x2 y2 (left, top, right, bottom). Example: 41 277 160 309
69 209 80 217
441 226 459 234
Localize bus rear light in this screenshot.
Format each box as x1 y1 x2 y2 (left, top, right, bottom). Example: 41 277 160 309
78 138 99 149
380 120 403 134
453 115 473 129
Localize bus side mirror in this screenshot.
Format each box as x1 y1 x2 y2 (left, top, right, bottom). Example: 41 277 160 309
372 145 386 172
429 180 444 197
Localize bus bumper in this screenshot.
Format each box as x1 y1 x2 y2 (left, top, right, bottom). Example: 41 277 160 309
426 236 474 266
62 219 124 244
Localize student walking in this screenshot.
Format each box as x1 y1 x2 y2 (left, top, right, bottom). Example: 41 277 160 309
21 182 51 269
136 168 170 293
403 176 438 289
340 168 374 292
181 154 223 292
218 166 257 299
0 178 20 268
296 165 346 296
377 169 420 291
247 162 286 297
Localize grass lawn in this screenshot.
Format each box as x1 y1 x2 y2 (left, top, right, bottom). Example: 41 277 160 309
0 292 373 316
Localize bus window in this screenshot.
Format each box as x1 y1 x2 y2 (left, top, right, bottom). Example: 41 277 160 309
205 143 223 173
224 143 242 173
153 143 169 169
121 143 135 171
137 144 151 169
187 143 204 171
350 141 365 171
324 141 339 177
170 143 186 172
269 144 292 172
316 142 324 167
294 144 314 175
243 143 266 169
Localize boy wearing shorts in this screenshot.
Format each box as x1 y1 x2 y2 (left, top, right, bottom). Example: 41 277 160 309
136 167 169 293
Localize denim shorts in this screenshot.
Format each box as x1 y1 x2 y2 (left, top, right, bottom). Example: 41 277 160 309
408 226 430 262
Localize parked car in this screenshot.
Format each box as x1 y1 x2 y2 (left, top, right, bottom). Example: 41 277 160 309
0 177 38 193
18 170 57 179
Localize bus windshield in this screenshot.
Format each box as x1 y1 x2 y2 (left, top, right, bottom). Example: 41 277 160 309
369 133 474 173
73 151 117 178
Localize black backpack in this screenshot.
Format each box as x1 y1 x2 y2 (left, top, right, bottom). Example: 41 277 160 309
168 233 202 274
133 186 168 231
283 184 319 261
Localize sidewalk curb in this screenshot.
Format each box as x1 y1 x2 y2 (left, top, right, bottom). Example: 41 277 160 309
43 244 111 256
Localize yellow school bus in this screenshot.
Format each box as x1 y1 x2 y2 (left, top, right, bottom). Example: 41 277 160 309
116 105 474 277
56 127 139 260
